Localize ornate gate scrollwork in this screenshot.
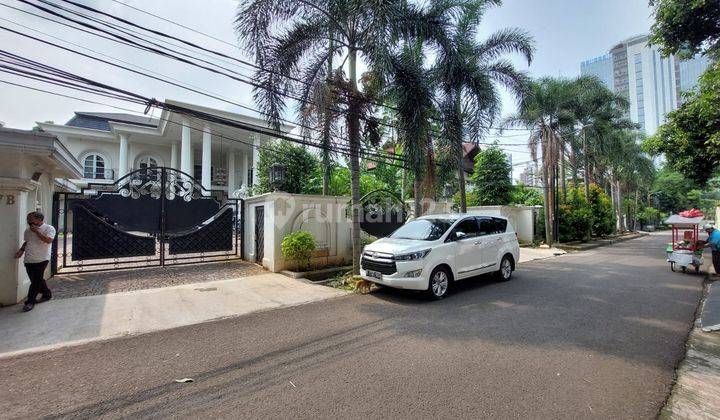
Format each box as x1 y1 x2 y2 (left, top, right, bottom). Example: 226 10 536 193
52 167 244 274
355 189 409 238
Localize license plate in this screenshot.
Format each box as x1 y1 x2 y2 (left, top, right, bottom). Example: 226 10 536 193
366 270 382 280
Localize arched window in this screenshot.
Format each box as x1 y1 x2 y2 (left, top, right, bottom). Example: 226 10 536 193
83 154 106 179
137 156 158 170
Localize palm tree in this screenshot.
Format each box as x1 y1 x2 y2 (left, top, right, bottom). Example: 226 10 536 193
503 77 576 244
235 0 454 273
432 1 533 213
604 130 654 232
372 41 435 217
568 76 633 202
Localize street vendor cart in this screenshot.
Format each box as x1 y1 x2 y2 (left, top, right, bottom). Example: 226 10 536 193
665 214 705 274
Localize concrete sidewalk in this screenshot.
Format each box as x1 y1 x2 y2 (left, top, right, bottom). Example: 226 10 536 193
661 281 720 419
0 273 347 358
519 246 565 263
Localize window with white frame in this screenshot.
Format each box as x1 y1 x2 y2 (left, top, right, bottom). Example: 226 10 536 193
83 154 106 179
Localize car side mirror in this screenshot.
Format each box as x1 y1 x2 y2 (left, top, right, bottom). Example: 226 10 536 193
454 231 467 241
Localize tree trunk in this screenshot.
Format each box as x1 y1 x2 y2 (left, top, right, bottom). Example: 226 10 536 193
458 166 467 213
583 128 590 202
559 152 566 202
347 48 362 275
570 147 579 189
455 96 467 213
542 163 553 245
321 38 334 196
413 177 422 218
634 189 640 230
616 179 625 232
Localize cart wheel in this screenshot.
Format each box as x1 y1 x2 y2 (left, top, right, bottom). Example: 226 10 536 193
670 262 676 272
682 266 687 273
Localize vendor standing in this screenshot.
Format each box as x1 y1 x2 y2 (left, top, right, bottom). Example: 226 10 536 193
705 224 720 275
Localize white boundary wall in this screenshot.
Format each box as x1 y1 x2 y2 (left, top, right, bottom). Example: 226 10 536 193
467 205 539 244
244 193 353 272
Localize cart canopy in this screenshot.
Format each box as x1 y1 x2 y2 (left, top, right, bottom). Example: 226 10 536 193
664 215 705 227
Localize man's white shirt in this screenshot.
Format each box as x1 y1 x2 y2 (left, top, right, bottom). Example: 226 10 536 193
23 223 56 263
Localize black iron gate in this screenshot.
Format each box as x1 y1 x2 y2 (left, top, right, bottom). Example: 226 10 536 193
51 167 244 274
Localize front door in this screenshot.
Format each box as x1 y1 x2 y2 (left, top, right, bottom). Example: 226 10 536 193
254 206 264 263
451 217 483 279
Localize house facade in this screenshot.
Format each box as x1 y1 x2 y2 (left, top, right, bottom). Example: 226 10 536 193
37 99 293 195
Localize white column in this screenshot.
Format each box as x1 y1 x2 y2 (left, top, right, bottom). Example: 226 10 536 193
201 125 212 194
170 142 178 170
227 151 236 194
118 133 129 178
180 118 192 176
252 137 261 185
239 151 248 188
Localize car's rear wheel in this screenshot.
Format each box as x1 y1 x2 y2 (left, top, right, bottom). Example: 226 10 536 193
496 255 513 282
427 267 450 300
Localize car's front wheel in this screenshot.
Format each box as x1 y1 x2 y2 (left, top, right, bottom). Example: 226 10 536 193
427 266 450 299
496 255 514 282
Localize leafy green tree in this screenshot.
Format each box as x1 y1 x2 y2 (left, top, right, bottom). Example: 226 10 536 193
307 166 390 197
650 167 699 213
649 0 720 59
636 207 661 227
434 2 533 212
644 62 720 185
510 184 543 206
256 141 319 194
471 146 513 205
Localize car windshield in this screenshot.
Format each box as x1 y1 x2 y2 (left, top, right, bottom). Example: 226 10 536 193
390 218 454 241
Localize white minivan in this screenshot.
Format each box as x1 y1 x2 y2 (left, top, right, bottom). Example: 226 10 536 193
360 214 520 299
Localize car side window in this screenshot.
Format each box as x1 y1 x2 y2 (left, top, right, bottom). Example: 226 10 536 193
476 217 495 236
452 218 481 239
492 218 508 234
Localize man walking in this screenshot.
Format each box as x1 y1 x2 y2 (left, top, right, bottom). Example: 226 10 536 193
705 223 720 276
14 211 56 312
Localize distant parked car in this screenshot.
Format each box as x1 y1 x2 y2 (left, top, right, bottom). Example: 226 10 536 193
360 214 520 299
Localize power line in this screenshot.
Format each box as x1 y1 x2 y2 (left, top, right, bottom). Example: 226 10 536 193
12 0 535 135
0 17 539 151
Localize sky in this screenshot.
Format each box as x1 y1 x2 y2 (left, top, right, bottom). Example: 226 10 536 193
0 0 655 176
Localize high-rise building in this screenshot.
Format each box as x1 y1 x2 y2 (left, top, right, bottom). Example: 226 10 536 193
580 54 614 90
580 34 709 135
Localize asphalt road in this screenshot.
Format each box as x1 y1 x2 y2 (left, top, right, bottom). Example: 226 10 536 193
0 233 704 419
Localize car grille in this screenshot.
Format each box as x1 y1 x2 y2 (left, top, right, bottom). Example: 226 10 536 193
361 253 397 275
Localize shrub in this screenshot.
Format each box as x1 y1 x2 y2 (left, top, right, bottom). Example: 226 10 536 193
558 204 593 242
559 187 593 242
281 231 316 270
587 184 615 237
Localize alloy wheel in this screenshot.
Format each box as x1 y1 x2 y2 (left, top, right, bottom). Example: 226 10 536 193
431 270 448 298
501 258 512 280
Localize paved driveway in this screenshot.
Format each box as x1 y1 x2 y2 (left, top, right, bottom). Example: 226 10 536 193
0 233 703 418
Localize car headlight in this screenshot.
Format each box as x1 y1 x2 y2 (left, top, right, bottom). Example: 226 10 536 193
394 249 431 261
